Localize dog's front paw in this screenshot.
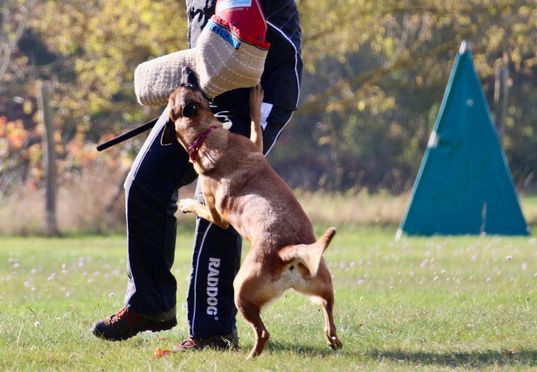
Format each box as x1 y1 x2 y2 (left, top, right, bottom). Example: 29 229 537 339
178 198 199 214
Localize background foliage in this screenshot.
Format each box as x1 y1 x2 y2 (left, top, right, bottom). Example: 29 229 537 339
1 0 536 198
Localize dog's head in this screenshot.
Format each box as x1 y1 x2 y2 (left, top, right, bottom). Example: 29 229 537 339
171 67 210 120
162 67 212 145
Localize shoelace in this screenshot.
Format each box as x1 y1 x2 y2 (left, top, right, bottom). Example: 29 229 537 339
179 338 199 348
109 307 140 325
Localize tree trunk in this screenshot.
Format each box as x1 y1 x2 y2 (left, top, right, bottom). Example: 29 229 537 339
38 80 60 236
494 52 509 142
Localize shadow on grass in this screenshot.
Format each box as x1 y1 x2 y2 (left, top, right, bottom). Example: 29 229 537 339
264 341 340 357
263 343 537 367
367 349 537 368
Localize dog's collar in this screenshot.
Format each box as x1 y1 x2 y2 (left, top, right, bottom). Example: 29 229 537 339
188 125 219 161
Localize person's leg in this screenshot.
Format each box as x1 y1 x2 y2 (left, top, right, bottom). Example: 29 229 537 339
185 217 242 339
180 103 293 350
93 108 196 340
123 113 187 316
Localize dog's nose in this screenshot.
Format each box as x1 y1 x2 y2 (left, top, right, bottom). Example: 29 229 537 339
181 66 200 89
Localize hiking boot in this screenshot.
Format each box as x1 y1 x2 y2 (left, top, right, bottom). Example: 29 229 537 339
92 307 177 341
174 329 239 351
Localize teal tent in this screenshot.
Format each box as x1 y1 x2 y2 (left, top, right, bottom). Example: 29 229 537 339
398 42 529 237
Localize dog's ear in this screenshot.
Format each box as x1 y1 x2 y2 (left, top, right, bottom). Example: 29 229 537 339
160 119 177 146
169 90 182 122
182 99 199 118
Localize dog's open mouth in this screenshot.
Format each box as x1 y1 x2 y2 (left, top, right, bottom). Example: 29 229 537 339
180 66 200 91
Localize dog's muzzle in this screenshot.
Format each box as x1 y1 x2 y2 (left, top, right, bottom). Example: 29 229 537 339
180 66 200 91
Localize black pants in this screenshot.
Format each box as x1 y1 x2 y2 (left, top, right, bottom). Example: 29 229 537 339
123 96 292 338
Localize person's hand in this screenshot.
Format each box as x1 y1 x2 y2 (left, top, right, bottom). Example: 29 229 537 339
249 85 264 124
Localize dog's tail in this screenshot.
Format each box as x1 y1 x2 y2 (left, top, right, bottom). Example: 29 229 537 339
277 227 336 277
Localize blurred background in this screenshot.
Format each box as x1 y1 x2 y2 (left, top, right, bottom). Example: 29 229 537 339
0 0 536 235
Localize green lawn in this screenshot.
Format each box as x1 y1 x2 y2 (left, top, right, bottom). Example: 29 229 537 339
1 227 537 371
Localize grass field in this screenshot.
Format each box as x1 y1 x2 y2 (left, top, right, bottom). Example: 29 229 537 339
1 227 537 371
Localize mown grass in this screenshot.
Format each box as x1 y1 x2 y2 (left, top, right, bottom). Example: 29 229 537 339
1 227 537 371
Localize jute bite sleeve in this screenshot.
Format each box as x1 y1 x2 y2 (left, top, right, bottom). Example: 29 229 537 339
134 16 270 106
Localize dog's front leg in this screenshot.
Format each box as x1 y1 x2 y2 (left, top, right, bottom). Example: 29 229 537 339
249 85 263 153
178 198 229 229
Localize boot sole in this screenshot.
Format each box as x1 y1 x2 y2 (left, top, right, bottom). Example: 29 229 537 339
92 317 177 341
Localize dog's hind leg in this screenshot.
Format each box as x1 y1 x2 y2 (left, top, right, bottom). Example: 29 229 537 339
236 300 269 358
296 260 343 351
234 264 272 358
315 262 342 350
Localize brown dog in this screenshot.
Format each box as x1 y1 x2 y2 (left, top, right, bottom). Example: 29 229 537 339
167 67 342 358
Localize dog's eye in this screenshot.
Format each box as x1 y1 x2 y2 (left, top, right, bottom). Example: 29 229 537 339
182 101 198 118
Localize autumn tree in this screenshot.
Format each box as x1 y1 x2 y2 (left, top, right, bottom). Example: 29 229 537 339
277 0 537 190
1 0 536 197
